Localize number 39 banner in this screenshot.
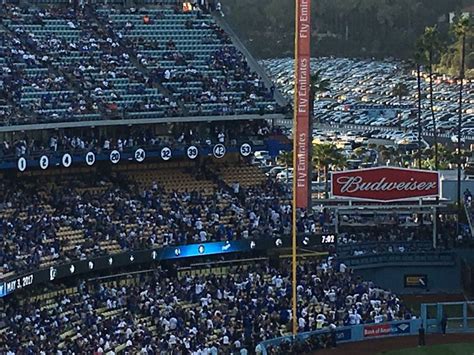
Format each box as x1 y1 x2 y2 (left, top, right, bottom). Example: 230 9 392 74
15 144 243 172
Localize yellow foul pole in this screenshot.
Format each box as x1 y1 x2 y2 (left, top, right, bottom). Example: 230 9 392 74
292 0 311 337
292 0 299 337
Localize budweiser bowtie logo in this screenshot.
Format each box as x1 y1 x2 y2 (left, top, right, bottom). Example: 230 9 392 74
331 167 439 201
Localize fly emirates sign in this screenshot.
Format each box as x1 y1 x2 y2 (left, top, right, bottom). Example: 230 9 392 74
331 167 440 202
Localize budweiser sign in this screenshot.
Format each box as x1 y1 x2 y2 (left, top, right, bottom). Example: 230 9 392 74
331 167 440 201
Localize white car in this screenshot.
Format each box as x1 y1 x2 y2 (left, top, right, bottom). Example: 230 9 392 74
276 168 294 182
396 133 429 148
266 166 286 178
451 135 466 143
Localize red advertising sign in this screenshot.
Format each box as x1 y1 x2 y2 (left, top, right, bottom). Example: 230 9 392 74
294 0 311 208
363 324 391 337
331 167 440 202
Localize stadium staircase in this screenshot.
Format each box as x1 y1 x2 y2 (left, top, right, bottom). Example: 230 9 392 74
211 12 288 108
1 3 283 127
84 5 189 114
464 203 474 238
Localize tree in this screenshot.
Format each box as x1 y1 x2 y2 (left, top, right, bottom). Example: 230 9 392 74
453 15 471 235
278 150 293 168
312 143 346 197
392 81 409 104
439 14 474 77
277 150 293 184
379 146 392 164
310 69 330 120
414 37 427 169
309 70 330 201
421 26 443 171
391 81 410 127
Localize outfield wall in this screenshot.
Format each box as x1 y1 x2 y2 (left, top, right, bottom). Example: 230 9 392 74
354 264 461 294
259 302 474 353
258 319 422 354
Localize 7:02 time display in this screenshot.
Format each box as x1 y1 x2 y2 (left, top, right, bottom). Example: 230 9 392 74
321 234 336 244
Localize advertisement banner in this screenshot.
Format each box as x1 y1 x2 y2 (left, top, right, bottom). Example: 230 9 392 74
363 322 411 338
331 167 440 202
0 233 335 298
294 0 311 208
335 328 352 342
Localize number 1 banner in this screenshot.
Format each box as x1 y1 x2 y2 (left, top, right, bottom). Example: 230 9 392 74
294 0 311 209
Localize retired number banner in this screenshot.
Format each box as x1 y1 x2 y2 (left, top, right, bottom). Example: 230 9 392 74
294 0 311 208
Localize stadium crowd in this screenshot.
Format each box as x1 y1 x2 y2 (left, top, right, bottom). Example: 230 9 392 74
2 159 463 279
338 219 471 256
0 163 297 278
337 226 434 256
1 259 413 354
0 120 272 161
0 3 279 125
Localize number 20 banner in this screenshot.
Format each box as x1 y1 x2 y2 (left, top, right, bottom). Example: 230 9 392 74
16 144 255 172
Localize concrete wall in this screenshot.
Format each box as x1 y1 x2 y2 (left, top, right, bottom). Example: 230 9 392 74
441 179 474 201
355 264 461 294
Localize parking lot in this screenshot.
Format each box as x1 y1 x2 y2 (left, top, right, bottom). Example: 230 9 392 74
262 57 474 139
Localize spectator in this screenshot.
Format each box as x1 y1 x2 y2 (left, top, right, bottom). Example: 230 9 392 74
441 314 447 335
418 323 426 346
2 258 412 353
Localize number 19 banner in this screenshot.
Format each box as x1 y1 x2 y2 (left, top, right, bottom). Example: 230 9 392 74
294 0 311 208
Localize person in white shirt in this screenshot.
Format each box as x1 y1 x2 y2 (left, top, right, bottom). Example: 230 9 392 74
374 313 384 323
298 316 306 331
218 131 225 143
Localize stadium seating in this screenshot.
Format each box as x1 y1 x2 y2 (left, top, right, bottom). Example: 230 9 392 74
0 162 293 279
213 164 267 188
0 3 279 125
1 258 413 353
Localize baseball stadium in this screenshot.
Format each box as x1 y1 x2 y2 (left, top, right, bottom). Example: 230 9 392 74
0 0 474 354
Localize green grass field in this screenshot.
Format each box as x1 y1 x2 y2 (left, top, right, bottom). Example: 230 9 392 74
379 343 474 355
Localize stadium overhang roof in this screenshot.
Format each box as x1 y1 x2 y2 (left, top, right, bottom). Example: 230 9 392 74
0 113 286 133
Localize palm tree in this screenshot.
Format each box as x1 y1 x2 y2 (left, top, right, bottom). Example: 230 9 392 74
452 16 471 235
312 143 346 198
392 82 409 105
391 82 409 128
309 70 330 202
414 38 427 169
310 69 330 120
277 150 293 183
379 146 392 164
421 26 443 171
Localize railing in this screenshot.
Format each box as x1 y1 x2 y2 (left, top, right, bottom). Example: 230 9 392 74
258 319 422 354
337 240 434 256
341 251 456 268
0 233 334 298
0 139 267 171
464 204 474 238
258 301 474 353
271 119 474 142
421 301 474 333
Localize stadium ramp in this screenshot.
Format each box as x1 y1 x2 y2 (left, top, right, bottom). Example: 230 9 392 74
211 12 288 108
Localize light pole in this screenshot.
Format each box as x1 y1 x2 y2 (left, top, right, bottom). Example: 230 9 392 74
456 30 466 237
